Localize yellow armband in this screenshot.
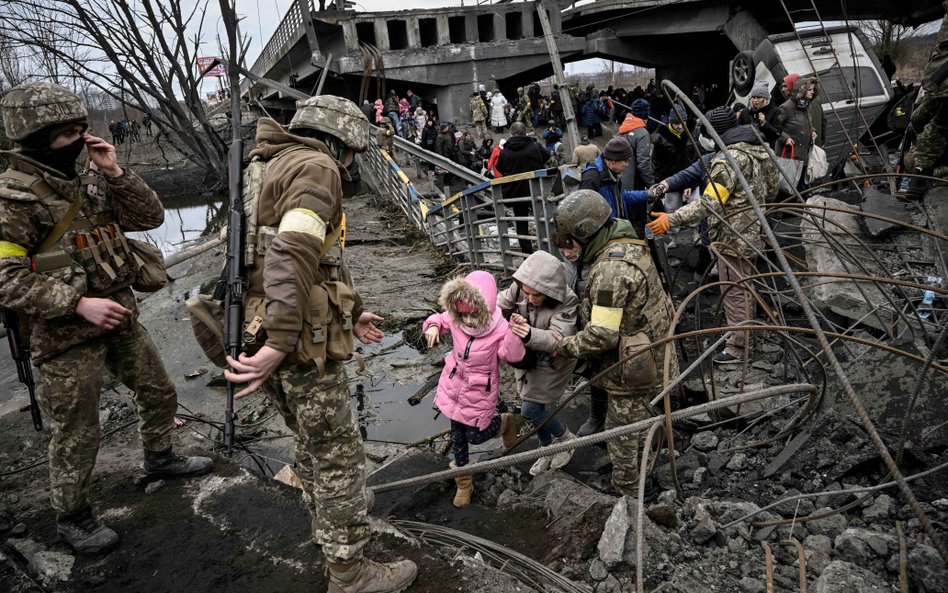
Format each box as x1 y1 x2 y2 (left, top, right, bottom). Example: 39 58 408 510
704 182 730 204
0 241 27 258
278 208 327 241
590 305 623 331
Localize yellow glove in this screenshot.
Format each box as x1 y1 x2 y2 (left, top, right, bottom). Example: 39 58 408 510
647 212 671 236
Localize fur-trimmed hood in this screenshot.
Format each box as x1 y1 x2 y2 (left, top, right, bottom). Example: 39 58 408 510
439 270 500 334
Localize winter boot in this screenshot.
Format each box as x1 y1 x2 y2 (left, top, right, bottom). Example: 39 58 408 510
453 474 474 507
56 507 119 554
529 447 552 476
327 556 418 593
143 447 214 478
550 429 576 470
904 167 932 201
577 415 604 437
499 413 519 450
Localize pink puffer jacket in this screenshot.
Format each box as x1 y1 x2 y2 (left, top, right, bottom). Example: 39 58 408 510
424 271 525 429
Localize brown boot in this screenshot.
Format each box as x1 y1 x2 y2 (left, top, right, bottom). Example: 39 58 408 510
453 474 474 508
327 556 417 593
499 413 518 450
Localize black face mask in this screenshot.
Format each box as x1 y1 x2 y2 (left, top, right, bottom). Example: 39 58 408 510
23 137 85 179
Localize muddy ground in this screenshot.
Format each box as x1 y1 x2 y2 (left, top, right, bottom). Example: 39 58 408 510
2 135 948 593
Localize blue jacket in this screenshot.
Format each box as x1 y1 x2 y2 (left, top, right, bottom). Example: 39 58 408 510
580 156 649 219
580 100 602 127
664 153 715 192
542 126 563 150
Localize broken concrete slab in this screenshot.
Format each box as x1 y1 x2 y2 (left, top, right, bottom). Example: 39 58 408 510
860 187 910 238
0 549 43 593
9 539 74 585
813 560 890 593
800 196 902 336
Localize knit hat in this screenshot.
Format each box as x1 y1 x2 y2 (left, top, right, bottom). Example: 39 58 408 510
783 73 800 94
580 135 590 144
602 137 632 161
705 106 737 135
631 98 650 118
668 105 686 124
750 81 770 99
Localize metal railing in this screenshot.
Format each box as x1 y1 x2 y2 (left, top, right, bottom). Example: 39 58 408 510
361 135 573 277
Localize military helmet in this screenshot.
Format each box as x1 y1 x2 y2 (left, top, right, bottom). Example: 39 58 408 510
288 94 369 153
554 189 612 242
1 82 88 142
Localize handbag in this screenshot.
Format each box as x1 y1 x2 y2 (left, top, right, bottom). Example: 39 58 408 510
806 144 829 183
776 145 805 194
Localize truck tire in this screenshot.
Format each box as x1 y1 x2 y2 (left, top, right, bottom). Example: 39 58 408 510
731 51 755 96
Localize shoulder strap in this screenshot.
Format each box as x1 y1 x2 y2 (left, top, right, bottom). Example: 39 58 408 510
0 169 55 201
34 193 84 255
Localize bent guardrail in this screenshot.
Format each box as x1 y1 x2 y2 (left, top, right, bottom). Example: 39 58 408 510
361 133 576 277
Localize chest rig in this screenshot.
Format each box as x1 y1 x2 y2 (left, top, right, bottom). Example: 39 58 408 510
0 166 138 298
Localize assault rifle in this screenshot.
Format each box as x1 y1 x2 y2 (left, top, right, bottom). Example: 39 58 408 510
2 309 42 431
214 138 244 457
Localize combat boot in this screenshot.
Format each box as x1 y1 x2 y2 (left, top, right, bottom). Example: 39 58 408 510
550 429 576 469
499 413 518 450
327 556 418 593
143 447 214 478
904 167 932 201
56 506 119 554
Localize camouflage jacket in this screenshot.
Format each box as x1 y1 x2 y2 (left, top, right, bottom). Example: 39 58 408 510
246 118 361 357
556 219 677 394
0 152 163 362
922 8 948 98
470 96 488 122
667 142 779 259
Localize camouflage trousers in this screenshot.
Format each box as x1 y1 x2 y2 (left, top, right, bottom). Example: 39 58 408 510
605 382 660 496
36 321 177 515
911 95 948 169
472 120 486 139
263 359 370 563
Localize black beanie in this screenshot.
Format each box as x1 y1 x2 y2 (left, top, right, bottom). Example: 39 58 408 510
705 106 737 135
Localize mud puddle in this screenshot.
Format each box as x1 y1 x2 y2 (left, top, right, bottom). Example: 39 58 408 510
129 194 224 255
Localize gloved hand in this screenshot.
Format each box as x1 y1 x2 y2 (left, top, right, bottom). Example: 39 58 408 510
647 212 671 236
648 183 666 199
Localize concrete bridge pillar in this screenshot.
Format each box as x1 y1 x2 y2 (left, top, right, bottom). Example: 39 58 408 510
521 6 535 38
548 6 561 33
436 83 476 127
373 19 390 51
493 12 506 42
343 21 359 52
407 17 421 48
466 15 477 44
436 14 450 45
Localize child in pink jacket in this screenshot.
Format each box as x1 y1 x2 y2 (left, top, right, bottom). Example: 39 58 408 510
424 270 527 508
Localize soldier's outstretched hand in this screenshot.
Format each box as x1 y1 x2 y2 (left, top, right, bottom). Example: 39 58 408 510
225 346 288 398
354 312 384 344
83 134 123 177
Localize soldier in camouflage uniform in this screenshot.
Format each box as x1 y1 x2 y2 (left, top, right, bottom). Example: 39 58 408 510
906 2 948 199
553 189 679 496
222 95 416 593
375 116 395 156
0 82 213 554
470 90 488 139
648 106 780 364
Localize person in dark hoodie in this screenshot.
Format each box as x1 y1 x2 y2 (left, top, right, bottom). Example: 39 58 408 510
617 98 655 237
648 106 780 365
496 121 549 254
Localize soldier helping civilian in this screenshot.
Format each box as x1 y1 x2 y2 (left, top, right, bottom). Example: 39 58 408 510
0 82 213 554
647 106 780 365
553 190 678 496
219 95 417 593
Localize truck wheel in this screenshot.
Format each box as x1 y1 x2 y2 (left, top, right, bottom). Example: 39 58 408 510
731 51 755 96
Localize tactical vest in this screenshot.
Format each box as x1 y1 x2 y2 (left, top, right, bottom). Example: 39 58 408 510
0 165 140 298
239 146 353 375
591 238 679 390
